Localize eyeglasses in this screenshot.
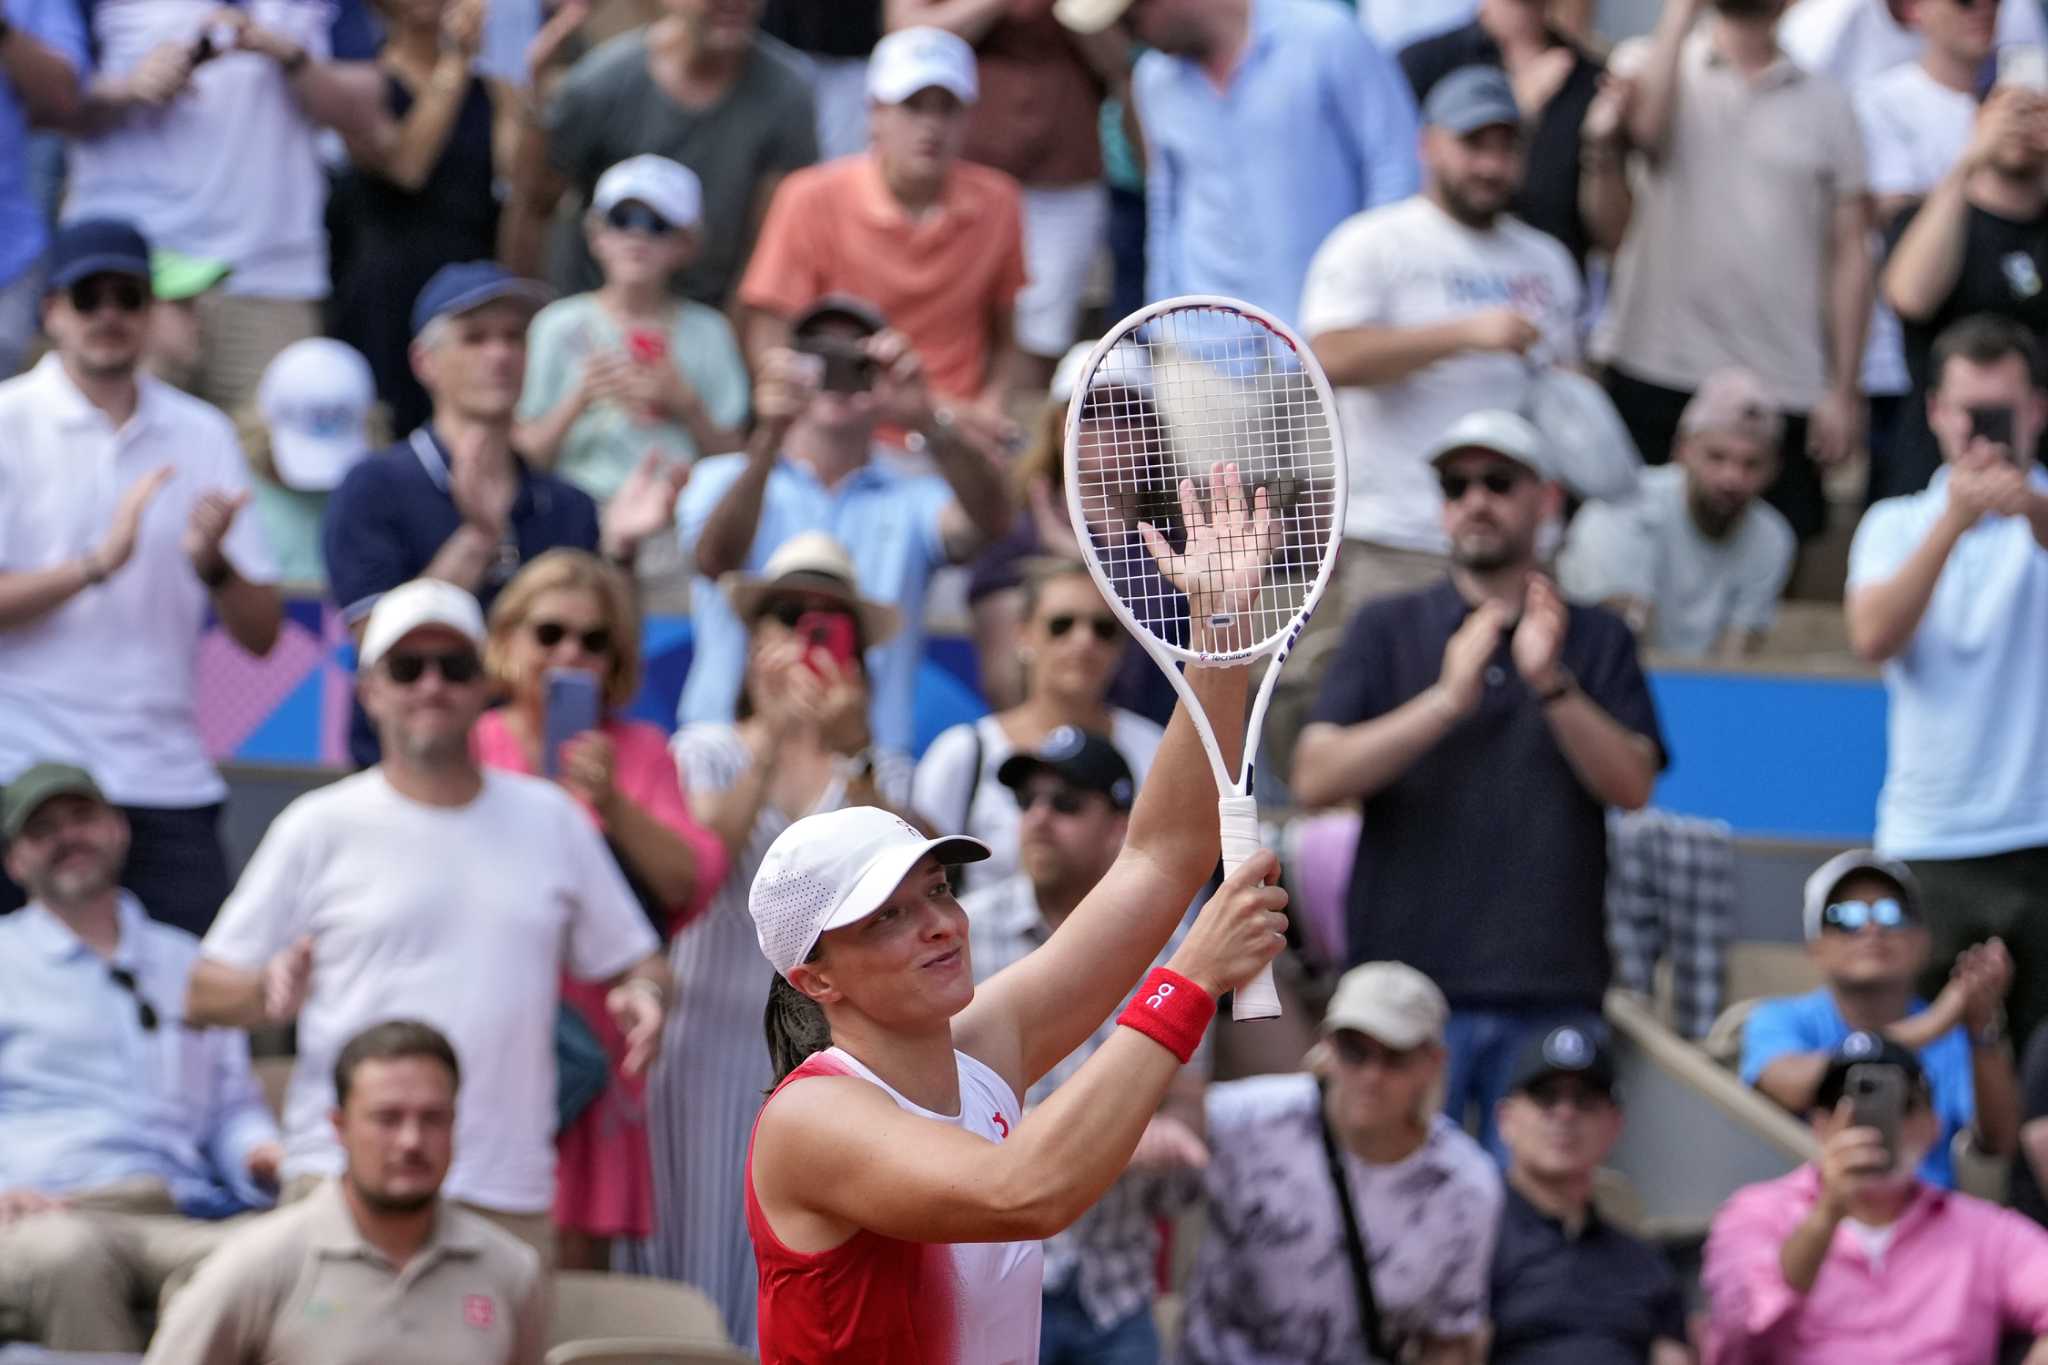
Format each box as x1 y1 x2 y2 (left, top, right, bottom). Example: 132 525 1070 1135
108 967 159 1032
1521 1080 1615 1113
763 598 853 630
68 276 149 315
1822 898 1913 933
1016 786 1089 816
1329 1030 1424 1071
605 202 677 236
384 649 482 686
1047 613 1119 643
532 620 613 655
1438 468 1528 503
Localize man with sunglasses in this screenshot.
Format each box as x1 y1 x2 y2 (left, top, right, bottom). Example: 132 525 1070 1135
1295 407 1664 1159
0 217 281 936
1705 1032 2048 1364
189 578 669 1266
1741 849 2018 1190
1491 1025 1691 1365
961 727 1202 1364
0 762 283 1352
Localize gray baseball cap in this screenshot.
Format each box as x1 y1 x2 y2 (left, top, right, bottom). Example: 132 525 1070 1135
1424 65 1523 136
1426 409 1562 485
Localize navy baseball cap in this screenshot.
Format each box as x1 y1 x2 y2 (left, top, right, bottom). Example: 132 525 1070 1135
1508 1023 1618 1099
410 262 552 338
1424 65 1522 136
996 727 1135 811
48 218 152 292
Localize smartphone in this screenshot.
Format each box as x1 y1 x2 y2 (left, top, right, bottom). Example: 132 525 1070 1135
542 668 603 779
795 336 876 395
795 611 858 677
1970 404 2017 456
1846 1063 1906 1173
2000 44 2048 91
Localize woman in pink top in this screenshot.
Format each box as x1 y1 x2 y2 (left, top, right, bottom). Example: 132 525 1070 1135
475 549 728 1270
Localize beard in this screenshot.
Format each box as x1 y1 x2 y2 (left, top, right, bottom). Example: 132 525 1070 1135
350 1176 438 1215
38 847 121 907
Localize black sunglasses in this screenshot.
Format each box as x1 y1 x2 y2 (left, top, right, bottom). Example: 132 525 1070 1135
1330 1030 1423 1070
605 202 677 236
68 276 149 316
763 598 854 630
1438 469 1527 503
1016 786 1090 815
1046 613 1119 643
108 966 159 1032
1822 898 1912 933
1522 1078 1615 1113
385 649 482 686
532 620 613 655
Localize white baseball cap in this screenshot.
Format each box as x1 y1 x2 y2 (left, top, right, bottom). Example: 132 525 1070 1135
1425 409 1562 485
751 807 990 977
1322 961 1449 1049
1050 339 1155 404
592 154 703 230
358 578 486 671
1801 849 1921 941
257 338 375 492
1053 0 1136 34
867 26 978 106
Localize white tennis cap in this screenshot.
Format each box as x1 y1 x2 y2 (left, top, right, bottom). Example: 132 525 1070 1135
358 578 486 671
751 807 990 977
258 338 375 492
593 154 703 229
867 26 978 105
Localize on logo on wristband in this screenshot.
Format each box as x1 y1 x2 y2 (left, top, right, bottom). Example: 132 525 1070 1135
1147 981 1175 1009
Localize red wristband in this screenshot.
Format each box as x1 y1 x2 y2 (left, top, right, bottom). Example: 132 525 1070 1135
1117 967 1216 1065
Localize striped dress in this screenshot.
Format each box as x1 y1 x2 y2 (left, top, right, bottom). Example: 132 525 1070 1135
622 725 910 1349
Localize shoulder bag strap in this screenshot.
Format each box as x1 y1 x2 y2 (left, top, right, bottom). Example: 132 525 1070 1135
1316 1078 1392 1361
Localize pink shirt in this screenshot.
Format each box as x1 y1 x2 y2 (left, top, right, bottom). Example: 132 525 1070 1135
1704 1165 2048 1365
471 711 728 927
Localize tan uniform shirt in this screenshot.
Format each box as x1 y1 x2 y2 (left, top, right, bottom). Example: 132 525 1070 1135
1594 29 1868 410
143 1179 547 1365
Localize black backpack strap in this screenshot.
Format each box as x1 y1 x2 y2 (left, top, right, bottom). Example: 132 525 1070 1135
1316 1077 1391 1361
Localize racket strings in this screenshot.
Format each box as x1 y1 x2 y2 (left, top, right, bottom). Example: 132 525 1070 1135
1071 306 1341 656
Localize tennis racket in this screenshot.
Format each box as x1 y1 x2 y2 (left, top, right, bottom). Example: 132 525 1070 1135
1064 295 1348 1021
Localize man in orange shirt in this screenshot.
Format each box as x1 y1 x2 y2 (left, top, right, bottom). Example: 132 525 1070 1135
739 25 1028 411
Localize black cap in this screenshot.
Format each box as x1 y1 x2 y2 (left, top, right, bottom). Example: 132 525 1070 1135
48 218 152 292
996 726 1135 811
1815 1031 1928 1111
1507 1023 1618 1098
792 293 887 339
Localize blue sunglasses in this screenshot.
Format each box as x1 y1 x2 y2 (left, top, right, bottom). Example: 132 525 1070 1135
1822 898 1912 933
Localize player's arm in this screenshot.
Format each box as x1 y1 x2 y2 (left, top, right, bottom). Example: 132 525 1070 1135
756 864 1284 1245
953 466 1272 1091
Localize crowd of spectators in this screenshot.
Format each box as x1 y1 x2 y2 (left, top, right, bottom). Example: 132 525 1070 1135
7 0 2048 1361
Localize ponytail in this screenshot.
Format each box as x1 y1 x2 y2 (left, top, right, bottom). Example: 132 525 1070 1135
764 971 833 1089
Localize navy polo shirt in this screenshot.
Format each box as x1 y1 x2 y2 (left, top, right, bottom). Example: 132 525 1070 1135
1488 1186 1687 1364
1308 578 1664 1008
322 427 601 766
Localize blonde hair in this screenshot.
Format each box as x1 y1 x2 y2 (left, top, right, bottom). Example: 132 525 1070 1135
484 549 642 710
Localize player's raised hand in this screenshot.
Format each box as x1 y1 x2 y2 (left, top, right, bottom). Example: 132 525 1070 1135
1139 461 1280 654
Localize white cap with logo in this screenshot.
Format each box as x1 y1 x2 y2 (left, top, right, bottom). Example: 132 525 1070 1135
592 154 704 230
258 338 375 492
751 807 990 977
867 26 979 106
358 578 486 671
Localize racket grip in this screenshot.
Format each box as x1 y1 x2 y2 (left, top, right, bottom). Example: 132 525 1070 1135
1218 794 1280 1022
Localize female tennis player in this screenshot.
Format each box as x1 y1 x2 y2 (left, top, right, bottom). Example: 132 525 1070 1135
744 464 1289 1364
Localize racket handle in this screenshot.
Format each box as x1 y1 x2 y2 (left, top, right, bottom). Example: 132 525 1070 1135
1218 794 1280 1022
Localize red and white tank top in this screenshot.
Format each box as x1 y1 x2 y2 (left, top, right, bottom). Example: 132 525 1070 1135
746 1045 1044 1364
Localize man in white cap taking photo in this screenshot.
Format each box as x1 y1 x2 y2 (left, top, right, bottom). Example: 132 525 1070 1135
186 577 670 1263
517 153 751 507
739 25 1028 410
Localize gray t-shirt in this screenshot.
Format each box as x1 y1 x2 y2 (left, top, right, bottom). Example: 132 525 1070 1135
544 31 818 304
1558 464 1796 657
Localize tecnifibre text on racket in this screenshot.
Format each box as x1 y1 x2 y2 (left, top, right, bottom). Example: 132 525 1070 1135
1063 296 1348 1021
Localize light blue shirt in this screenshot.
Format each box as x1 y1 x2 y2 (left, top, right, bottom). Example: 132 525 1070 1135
1847 466 2048 859
675 450 953 755
0 895 280 1216
1740 987 1974 1190
1135 0 1419 326
0 0 90 289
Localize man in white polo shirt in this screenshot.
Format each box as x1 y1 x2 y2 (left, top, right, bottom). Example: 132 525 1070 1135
185 578 669 1261
0 218 281 936
1846 314 2048 1052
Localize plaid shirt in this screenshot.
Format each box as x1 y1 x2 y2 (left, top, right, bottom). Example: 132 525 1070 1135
1606 807 1734 1039
962 874 1207 1332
